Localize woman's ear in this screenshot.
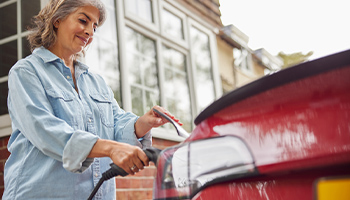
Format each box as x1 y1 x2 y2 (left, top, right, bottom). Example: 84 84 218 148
54 20 60 28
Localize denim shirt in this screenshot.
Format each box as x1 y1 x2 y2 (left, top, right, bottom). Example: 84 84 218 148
3 47 151 200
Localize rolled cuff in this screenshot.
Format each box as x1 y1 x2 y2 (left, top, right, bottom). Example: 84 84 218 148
140 131 152 148
62 130 99 173
115 117 152 149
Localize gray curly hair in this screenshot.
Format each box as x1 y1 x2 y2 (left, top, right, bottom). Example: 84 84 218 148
27 0 106 59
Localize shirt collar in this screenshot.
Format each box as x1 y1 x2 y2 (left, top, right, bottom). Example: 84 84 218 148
33 46 89 72
33 46 61 63
75 60 89 74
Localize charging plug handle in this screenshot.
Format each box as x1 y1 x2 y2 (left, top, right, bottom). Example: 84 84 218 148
105 147 161 180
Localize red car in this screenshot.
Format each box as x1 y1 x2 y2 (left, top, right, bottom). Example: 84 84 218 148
152 50 350 200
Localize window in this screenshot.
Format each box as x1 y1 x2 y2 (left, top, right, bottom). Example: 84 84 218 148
162 9 184 40
233 47 252 73
125 27 159 116
162 45 192 132
0 0 41 116
190 27 215 112
123 2 219 133
125 0 153 23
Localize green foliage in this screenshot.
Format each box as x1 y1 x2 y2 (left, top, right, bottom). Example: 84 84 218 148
278 51 313 69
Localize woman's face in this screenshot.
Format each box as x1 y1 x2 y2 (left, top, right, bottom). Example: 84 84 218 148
53 6 100 56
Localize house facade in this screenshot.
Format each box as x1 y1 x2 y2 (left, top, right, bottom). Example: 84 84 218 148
0 0 281 198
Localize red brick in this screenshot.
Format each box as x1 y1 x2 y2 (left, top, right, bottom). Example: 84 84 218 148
0 136 10 149
129 189 153 200
0 187 4 199
115 178 130 189
0 174 3 187
116 190 153 200
116 191 128 199
140 178 154 188
133 166 156 177
0 160 4 172
129 178 142 188
116 178 143 189
0 148 10 160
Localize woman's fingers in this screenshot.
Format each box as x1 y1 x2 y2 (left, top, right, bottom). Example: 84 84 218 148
110 143 149 175
152 105 183 126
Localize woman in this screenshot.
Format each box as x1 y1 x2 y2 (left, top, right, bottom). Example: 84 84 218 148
3 0 180 199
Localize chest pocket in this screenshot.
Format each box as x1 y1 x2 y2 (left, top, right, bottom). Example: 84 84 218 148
45 88 80 127
90 93 114 128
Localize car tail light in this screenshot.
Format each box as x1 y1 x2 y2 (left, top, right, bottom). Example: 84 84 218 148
154 136 258 199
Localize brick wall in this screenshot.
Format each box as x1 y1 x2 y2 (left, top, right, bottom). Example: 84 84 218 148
0 136 10 198
0 136 179 199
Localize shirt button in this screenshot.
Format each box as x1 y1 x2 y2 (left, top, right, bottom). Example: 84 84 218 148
89 118 92 123
95 173 99 177
66 76 70 79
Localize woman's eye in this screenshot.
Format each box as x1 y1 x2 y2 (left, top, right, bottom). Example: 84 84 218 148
79 19 86 24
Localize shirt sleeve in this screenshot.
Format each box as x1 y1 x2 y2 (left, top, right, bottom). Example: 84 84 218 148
139 131 152 148
109 88 152 148
8 64 98 173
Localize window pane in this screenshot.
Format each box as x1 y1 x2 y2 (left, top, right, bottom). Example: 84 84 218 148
0 3 17 40
131 86 143 116
125 27 138 53
21 0 40 31
139 0 153 22
0 81 8 115
96 3 117 40
0 40 17 77
143 58 157 88
140 34 156 58
126 27 158 114
101 0 114 7
145 90 159 111
191 27 215 111
163 9 184 40
128 54 142 85
162 46 192 132
22 37 31 58
126 0 153 23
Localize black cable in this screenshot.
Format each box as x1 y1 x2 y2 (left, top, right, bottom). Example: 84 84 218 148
87 178 104 200
87 147 161 200
87 163 128 200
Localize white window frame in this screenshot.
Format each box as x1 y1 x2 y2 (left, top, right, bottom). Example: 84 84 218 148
119 0 222 141
0 0 120 136
234 47 254 76
123 0 160 34
122 22 186 141
188 18 222 115
159 1 189 49
0 0 47 137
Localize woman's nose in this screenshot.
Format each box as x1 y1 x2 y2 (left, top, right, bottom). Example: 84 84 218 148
85 26 94 37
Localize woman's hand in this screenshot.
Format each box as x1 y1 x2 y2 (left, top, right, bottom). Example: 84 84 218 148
134 105 182 138
108 142 148 175
88 139 149 175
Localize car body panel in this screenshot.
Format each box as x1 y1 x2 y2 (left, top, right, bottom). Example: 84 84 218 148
191 49 350 173
153 50 350 199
